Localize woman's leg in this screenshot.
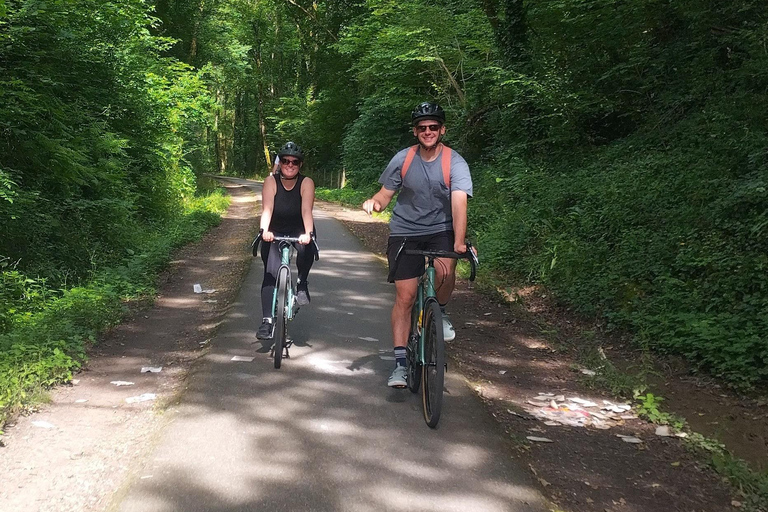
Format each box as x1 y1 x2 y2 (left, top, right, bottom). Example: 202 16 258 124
295 243 316 284
294 243 316 305
260 241 282 318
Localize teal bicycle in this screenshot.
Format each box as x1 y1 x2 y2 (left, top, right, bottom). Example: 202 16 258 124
252 231 319 369
392 241 478 427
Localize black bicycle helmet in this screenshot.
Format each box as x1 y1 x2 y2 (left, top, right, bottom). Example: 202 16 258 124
277 141 304 161
411 102 446 126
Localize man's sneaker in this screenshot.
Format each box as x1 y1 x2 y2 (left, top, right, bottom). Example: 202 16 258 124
256 318 274 340
387 364 408 388
442 315 455 342
296 282 310 306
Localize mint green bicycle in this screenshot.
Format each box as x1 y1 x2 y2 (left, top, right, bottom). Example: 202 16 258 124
252 231 319 369
392 241 478 427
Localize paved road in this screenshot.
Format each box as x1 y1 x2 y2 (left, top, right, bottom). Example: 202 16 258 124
117 179 548 512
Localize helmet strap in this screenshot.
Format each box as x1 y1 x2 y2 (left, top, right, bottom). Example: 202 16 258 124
280 172 299 181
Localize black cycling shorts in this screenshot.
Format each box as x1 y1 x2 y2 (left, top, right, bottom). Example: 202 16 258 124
386 231 454 282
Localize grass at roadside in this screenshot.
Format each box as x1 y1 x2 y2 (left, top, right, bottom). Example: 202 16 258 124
315 186 394 221
0 189 230 429
315 186 371 208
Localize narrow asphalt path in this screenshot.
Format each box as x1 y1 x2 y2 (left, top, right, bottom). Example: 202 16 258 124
116 178 548 512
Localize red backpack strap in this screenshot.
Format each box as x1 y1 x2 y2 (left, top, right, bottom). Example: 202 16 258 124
401 145 452 188
400 145 419 181
441 146 452 188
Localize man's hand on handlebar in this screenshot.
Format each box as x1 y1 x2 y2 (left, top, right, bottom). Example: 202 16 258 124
454 241 478 260
262 230 275 242
298 233 311 245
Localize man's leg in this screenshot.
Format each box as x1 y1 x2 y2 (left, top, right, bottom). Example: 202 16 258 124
435 257 457 341
434 257 457 305
257 242 281 339
392 278 418 348
388 278 417 388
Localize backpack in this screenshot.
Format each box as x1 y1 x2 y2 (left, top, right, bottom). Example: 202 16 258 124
401 145 452 188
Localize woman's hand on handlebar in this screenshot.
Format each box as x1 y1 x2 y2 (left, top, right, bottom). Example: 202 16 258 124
298 233 311 245
263 230 275 242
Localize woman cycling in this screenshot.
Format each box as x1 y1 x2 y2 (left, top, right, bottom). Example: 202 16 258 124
256 141 317 340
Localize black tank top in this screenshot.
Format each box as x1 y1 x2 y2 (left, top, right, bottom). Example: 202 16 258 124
269 174 305 236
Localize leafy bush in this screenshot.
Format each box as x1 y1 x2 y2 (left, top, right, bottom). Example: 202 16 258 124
0 189 229 426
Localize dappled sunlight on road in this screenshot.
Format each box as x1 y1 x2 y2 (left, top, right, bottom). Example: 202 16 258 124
116 208 547 512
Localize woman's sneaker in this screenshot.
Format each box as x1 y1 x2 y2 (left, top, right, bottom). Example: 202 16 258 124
387 364 407 388
256 318 274 340
297 281 310 305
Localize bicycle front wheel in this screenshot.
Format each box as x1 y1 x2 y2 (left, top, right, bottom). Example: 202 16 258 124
421 300 445 428
273 267 290 369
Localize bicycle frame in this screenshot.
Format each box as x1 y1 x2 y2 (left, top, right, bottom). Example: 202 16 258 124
412 262 438 365
271 241 297 322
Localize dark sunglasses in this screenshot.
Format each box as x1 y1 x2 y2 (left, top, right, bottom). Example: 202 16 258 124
415 124 442 133
282 158 301 166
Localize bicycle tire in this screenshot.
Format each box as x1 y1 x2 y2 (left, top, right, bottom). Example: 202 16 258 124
273 266 290 369
421 300 445 428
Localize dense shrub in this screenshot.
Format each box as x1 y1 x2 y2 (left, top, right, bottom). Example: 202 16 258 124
0 190 229 425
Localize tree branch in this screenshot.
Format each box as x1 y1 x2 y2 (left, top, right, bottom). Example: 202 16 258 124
282 0 338 42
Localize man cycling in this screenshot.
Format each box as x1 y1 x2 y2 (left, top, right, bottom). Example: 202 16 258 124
362 102 473 388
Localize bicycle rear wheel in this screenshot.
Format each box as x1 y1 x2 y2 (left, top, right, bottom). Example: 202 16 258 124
273 267 290 369
421 300 445 428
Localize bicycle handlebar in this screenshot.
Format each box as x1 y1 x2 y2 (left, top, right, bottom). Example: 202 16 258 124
251 230 320 261
396 241 479 282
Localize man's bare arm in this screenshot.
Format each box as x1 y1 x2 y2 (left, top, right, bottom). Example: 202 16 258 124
451 190 468 253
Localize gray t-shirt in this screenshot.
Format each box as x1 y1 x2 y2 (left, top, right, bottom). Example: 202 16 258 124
379 146 472 236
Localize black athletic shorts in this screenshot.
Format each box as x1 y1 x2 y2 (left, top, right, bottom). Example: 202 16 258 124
386 231 454 282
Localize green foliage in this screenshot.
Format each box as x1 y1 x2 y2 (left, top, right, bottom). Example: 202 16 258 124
464 1 768 388
684 432 768 511
8 0 761 394
315 186 374 208
0 189 228 426
634 393 671 424
0 0 213 283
